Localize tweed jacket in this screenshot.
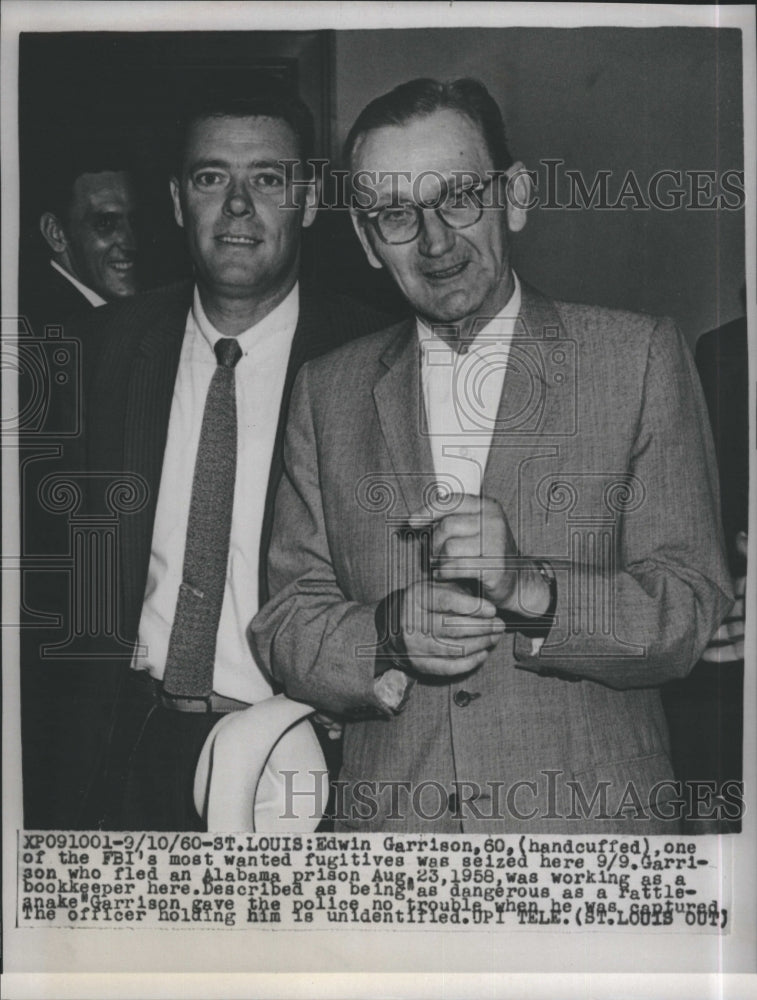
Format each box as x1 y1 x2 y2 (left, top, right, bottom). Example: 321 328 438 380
250 283 733 834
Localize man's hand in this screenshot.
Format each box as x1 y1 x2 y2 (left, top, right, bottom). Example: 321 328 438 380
410 493 551 616
392 579 506 676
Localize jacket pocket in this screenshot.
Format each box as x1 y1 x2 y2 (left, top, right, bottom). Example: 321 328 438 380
570 752 680 833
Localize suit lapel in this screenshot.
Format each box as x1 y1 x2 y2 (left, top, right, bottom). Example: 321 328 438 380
120 287 190 639
369 292 571 520
373 321 436 518
482 282 573 522
258 293 329 603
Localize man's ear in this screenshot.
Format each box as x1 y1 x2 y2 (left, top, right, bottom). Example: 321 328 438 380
40 212 68 254
169 177 184 229
504 161 532 234
349 210 384 270
301 176 320 230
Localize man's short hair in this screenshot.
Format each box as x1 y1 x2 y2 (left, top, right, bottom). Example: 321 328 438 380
172 79 316 177
344 77 514 173
42 132 135 224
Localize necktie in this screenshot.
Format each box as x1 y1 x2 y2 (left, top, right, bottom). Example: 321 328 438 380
163 337 242 699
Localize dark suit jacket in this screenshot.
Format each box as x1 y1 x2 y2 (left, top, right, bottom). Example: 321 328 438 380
661 316 748 821
252 284 733 833
19 265 101 829
20 262 96 340
18 264 100 582
31 281 390 828
83 282 390 629
696 318 749 570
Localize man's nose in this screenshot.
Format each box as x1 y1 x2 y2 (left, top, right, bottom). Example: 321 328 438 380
417 209 455 257
115 215 137 251
223 180 256 219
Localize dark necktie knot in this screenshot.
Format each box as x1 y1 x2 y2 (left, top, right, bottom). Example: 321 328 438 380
214 337 242 369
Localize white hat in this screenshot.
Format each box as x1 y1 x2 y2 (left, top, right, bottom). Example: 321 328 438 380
193 694 329 832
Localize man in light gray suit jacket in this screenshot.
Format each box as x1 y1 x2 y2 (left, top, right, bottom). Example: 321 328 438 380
251 79 733 833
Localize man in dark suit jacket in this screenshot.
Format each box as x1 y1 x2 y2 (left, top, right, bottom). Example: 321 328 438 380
662 315 748 831
23 262 102 334
34 87 390 831
22 152 139 339
19 150 140 829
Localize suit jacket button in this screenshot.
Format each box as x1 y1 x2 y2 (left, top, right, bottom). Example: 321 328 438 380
454 690 472 707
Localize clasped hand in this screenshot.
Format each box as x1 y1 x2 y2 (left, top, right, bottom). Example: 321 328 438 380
390 494 550 676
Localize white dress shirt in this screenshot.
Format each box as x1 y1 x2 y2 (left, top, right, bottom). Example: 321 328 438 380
50 259 106 307
132 284 299 703
418 274 522 495
417 274 546 652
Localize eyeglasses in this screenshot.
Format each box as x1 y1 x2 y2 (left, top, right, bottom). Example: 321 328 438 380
360 179 494 245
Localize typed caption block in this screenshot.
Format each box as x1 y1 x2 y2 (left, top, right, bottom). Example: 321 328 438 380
17 832 730 932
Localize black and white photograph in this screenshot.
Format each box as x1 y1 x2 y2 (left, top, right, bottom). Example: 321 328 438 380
2 3 755 998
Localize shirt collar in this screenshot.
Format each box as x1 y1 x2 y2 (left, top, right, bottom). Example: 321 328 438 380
417 271 521 356
191 283 300 358
50 259 107 308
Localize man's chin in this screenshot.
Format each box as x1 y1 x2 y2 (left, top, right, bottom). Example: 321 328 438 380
417 291 478 327
100 266 138 299
106 282 138 299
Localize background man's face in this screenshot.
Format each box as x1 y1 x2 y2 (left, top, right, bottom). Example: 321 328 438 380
64 170 138 299
171 114 315 304
352 109 514 326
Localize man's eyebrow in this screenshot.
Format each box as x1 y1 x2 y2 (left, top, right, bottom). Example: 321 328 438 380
369 171 477 208
247 159 291 170
187 158 231 171
370 184 417 207
373 194 415 208
187 158 290 171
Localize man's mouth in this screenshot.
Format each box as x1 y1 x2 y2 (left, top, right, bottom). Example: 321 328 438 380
217 235 261 246
422 261 468 281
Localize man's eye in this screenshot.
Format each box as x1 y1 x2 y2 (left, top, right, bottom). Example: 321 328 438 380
92 215 118 234
253 172 285 190
193 171 228 189
379 206 417 225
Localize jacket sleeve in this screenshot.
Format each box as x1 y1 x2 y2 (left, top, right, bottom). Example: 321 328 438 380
513 318 734 688
249 364 400 716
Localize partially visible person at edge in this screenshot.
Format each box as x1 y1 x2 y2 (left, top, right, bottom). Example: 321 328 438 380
22 142 140 336
663 307 749 833
20 139 141 829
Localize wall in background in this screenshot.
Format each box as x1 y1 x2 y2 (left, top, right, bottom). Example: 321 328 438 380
18 28 745 345
332 27 745 344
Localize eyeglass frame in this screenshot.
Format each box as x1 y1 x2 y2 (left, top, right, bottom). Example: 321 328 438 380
356 176 497 245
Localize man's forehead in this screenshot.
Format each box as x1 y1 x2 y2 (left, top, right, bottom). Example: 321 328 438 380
71 171 135 211
352 108 491 178
184 114 300 160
